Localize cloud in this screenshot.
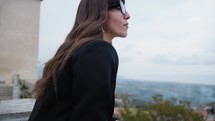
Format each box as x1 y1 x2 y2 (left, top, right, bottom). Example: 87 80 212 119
148 54 215 65
118 0 215 65
175 54 215 65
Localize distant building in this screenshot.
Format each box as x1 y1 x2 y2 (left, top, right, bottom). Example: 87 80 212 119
0 0 41 84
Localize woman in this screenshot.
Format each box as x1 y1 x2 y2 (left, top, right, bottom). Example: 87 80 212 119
28 0 130 121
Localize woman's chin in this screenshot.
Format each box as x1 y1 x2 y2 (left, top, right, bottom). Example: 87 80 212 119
120 33 127 38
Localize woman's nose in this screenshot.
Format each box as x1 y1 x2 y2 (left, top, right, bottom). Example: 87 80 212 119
124 11 130 20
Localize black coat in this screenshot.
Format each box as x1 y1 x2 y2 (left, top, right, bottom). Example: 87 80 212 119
28 40 119 121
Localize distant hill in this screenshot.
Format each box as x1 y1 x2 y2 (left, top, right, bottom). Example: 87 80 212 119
115 79 215 107
38 66 215 106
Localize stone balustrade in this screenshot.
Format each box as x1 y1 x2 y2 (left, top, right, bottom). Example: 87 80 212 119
0 85 13 100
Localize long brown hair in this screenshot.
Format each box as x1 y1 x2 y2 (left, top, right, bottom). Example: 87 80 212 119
33 0 121 99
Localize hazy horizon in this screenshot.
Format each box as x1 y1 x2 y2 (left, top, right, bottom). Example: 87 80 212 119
38 65 214 86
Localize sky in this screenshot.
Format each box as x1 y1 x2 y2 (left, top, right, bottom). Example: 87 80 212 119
39 0 215 85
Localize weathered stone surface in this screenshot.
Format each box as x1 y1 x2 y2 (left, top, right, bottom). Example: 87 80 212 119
0 99 35 121
0 85 13 100
0 0 40 84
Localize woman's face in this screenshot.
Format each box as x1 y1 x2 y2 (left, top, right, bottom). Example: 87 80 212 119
103 3 130 42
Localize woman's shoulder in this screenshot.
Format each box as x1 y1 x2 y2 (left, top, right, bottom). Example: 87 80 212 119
82 39 113 49
69 39 117 62
65 39 118 68
75 39 116 56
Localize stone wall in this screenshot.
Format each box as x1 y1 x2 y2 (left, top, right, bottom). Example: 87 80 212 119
0 1 40 120
0 99 35 121
0 85 13 100
0 0 40 84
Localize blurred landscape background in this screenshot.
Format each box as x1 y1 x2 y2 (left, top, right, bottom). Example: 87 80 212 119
0 0 215 120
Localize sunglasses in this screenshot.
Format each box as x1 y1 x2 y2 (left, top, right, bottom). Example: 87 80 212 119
108 0 126 16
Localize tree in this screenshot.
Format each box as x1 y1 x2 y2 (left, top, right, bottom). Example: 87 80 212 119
120 95 204 121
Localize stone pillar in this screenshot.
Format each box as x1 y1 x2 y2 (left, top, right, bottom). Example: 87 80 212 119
0 0 40 84
12 74 20 99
